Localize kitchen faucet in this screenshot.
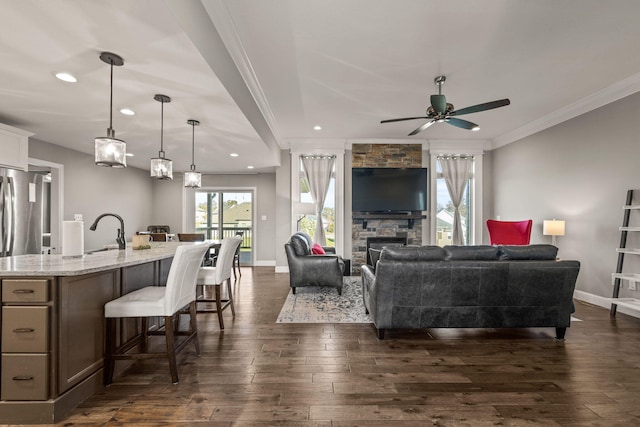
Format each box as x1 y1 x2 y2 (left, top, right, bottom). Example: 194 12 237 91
89 213 126 250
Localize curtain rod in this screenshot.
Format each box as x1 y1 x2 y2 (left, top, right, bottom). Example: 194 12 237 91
436 155 474 160
301 154 336 159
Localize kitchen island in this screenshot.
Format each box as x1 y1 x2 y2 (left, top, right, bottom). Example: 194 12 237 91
0 242 198 424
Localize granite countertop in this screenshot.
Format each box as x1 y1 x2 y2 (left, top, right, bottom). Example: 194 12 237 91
0 242 205 277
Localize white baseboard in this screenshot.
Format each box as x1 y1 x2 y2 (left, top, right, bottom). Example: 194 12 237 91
574 290 640 318
253 260 276 267
275 266 289 274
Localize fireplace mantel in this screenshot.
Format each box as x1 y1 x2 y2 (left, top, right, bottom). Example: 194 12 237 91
353 213 426 229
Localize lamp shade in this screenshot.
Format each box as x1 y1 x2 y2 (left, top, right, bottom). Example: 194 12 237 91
184 119 201 188
543 219 565 236
95 136 126 167
150 157 173 179
184 170 202 188
95 52 126 168
151 94 173 179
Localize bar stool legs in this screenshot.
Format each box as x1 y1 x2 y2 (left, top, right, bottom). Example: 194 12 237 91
104 301 201 386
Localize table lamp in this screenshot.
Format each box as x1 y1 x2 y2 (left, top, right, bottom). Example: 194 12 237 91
543 219 565 246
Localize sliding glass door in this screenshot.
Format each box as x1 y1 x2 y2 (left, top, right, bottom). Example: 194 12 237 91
195 190 253 264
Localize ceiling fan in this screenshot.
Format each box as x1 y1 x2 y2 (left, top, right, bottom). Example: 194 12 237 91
381 75 510 136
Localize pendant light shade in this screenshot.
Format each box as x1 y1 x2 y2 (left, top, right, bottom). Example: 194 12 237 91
95 52 127 167
150 94 173 179
184 119 202 188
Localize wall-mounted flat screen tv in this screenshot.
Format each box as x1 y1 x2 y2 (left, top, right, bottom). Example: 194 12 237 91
352 167 428 212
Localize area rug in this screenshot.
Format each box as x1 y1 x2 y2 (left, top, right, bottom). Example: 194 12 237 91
276 276 372 323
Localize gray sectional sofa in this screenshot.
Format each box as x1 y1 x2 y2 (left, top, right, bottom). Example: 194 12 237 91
361 244 580 339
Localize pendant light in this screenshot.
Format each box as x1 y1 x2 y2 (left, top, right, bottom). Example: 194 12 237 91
95 52 127 167
150 94 173 179
184 119 202 188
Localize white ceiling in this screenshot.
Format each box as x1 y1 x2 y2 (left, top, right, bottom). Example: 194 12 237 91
2 0 640 173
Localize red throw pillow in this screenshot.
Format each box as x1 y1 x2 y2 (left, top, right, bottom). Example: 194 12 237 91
311 243 326 255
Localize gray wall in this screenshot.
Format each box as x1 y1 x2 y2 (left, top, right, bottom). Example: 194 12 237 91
489 91 640 307
29 137 279 263
150 176 184 234
151 171 278 264
29 139 153 251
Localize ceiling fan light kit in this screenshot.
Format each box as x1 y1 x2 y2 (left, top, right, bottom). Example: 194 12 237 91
381 75 510 136
95 52 127 167
150 94 173 180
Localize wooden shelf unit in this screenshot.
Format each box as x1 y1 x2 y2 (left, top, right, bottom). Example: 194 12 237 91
611 189 640 316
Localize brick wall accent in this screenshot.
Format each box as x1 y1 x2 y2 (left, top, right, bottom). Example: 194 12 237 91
351 144 424 272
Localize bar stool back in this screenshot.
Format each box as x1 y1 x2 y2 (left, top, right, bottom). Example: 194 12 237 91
104 242 210 385
196 237 242 329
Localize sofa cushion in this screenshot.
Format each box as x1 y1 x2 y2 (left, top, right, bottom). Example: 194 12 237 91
381 245 446 261
311 243 326 255
444 245 500 260
499 244 558 260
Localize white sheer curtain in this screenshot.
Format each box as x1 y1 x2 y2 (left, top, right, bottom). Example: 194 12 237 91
439 156 473 245
301 155 335 245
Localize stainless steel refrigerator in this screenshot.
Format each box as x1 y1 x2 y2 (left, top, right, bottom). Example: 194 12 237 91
0 167 46 257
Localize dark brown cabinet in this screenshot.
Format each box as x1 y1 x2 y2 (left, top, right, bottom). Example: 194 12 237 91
1 279 51 402
0 252 174 423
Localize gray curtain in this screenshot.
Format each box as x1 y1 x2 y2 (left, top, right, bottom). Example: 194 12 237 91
439 156 473 245
301 155 335 245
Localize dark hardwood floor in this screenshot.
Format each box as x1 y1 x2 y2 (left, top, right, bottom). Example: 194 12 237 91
44 267 640 426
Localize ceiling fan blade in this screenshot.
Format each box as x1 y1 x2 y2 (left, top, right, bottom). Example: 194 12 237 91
430 94 447 114
446 117 479 130
381 116 429 124
453 98 510 116
408 120 436 136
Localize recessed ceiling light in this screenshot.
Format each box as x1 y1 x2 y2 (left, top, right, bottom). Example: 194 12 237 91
313 125 322 131
125 152 134 157
247 165 254 169
55 72 77 83
120 108 135 116
230 153 239 157
471 126 480 132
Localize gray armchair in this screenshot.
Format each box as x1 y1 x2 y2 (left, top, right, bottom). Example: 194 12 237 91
284 232 344 295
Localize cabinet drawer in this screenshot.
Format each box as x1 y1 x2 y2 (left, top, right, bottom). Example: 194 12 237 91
1 306 49 353
1 353 49 400
2 279 49 302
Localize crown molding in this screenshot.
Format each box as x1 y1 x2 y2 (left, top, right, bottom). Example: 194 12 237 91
491 71 640 150
288 139 347 155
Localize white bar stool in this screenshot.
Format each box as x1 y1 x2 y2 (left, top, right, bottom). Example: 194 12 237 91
104 242 210 385
196 236 242 329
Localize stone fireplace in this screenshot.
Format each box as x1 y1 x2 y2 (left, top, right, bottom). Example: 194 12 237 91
351 143 424 272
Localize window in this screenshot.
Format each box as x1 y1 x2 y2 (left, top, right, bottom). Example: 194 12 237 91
435 156 473 246
298 159 336 247
290 147 344 256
